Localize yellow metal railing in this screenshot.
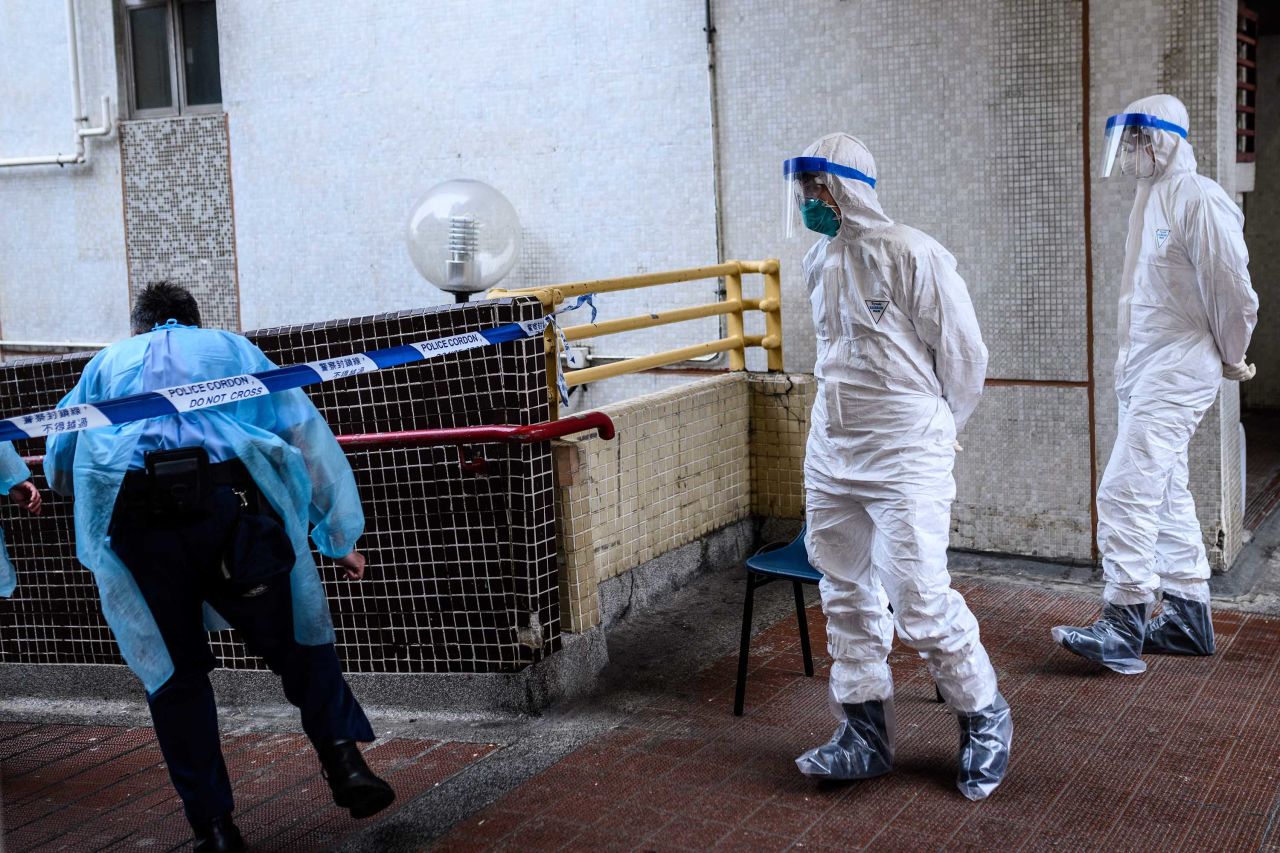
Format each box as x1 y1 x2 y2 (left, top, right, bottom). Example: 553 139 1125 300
489 259 783 417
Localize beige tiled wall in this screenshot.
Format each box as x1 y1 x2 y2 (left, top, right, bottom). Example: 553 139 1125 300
555 374 753 631
749 374 813 519
554 372 814 632
553 441 602 632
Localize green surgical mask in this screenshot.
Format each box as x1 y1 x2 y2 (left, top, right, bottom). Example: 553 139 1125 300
800 198 841 237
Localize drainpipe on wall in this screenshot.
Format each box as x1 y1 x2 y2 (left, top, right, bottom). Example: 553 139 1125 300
704 0 727 266
703 0 732 367
0 0 115 169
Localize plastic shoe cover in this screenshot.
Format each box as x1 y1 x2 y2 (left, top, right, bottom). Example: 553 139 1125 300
796 699 895 780
955 692 1012 801
1051 602 1151 675
1144 594 1215 655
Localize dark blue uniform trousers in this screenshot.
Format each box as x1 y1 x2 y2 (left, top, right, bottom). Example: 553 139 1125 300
110 483 374 827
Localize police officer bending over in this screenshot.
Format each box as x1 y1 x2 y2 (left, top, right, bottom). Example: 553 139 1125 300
47 283 393 852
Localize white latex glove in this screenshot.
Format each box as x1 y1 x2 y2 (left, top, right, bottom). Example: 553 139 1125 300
1223 361 1256 382
953 441 964 452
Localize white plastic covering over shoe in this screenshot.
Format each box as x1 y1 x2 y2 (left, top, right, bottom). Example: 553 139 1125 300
793 133 998 715
1144 593 1216 655
1051 602 1152 675
955 692 1013 801
1097 95 1258 608
795 697 895 781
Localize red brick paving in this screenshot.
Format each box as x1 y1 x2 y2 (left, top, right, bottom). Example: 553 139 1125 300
438 580 1280 852
0 723 496 851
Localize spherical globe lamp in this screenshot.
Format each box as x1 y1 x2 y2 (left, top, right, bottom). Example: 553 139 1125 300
405 179 522 302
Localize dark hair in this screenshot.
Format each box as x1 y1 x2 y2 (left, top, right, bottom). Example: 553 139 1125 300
131 281 202 334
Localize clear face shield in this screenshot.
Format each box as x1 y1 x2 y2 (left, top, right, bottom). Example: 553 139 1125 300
1100 112 1187 179
782 156 875 239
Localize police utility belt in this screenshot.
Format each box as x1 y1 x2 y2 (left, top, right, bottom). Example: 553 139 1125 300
119 447 261 516
115 447 295 596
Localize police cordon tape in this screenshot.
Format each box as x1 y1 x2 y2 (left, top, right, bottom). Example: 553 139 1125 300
0 317 552 444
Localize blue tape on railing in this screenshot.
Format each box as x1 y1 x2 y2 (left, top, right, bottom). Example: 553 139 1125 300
0 316 552 444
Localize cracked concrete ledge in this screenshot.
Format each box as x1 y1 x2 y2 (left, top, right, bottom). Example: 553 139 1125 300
598 517 759 628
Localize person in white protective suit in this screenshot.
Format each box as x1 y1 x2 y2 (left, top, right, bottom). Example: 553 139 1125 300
784 133 1012 800
1052 95 1258 672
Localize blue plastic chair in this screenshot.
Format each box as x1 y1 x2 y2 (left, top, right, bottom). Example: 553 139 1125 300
733 525 944 715
734 525 820 716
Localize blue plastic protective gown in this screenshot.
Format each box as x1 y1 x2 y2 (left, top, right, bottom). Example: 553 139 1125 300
0 443 32 597
46 325 365 693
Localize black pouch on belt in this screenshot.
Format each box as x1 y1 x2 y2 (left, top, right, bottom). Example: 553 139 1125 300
220 488 297 596
144 446 210 515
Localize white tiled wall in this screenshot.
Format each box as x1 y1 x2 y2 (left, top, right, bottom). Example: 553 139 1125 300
0 0 1251 568
953 385 1094 559
714 0 1088 384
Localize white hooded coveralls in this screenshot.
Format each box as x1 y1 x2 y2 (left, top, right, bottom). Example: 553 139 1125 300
800 133 998 713
1098 95 1258 606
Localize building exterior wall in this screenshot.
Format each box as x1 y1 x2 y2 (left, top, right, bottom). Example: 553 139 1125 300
0 0 1254 569
953 385 1095 559
215 0 722 353
0 0 127 346
714 0 1105 564
1243 32 1280 412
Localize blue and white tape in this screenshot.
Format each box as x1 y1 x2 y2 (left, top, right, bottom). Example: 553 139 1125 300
548 294 596 403
0 316 554 443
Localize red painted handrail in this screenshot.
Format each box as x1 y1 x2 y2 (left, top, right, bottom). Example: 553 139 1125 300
19 411 615 469
334 411 616 450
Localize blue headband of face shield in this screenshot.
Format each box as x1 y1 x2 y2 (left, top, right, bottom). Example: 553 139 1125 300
1103 112 1188 139
783 156 876 188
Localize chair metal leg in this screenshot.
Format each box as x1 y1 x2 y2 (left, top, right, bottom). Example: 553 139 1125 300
734 573 757 717
793 581 814 677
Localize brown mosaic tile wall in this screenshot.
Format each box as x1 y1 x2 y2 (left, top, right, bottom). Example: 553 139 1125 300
0 298 556 674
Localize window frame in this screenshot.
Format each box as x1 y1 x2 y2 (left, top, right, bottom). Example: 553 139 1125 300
121 0 222 119
1236 2 1258 163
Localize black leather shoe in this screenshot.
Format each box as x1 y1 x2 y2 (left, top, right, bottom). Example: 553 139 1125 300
192 815 246 852
318 739 396 819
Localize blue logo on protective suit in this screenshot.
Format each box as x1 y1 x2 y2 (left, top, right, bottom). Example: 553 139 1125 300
865 300 889 324
1155 228 1171 248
